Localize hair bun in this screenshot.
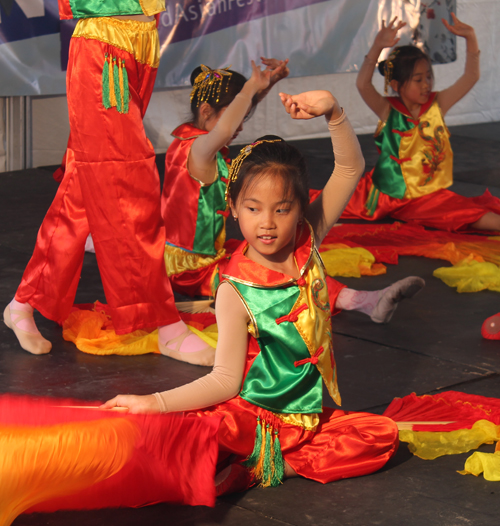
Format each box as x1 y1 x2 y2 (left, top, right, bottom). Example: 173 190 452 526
377 60 387 76
190 66 203 86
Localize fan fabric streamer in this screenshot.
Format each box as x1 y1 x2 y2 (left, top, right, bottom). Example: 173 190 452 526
0 395 221 525
319 222 500 268
433 256 500 293
63 302 217 355
383 391 500 481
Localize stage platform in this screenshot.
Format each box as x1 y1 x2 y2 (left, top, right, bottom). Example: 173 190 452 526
1 122 500 525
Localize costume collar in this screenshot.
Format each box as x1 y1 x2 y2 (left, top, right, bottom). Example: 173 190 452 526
171 123 230 158
388 92 437 119
171 122 208 141
221 221 314 288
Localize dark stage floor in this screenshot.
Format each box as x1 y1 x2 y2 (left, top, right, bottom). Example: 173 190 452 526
2 123 500 525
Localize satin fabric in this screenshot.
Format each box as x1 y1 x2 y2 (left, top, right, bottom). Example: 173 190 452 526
58 0 164 19
220 223 340 412
341 168 500 231
16 19 180 334
383 391 500 481
193 396 399 485
168 261 219 297
433 256 500 293
162 123 228 256
73 17 160 68
320 220 500 266
372 94 453 200
61 303 216 355
0 395 220 524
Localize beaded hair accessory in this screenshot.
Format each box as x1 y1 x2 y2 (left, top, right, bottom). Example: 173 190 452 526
225 139 282 202
190 65 233 107
384 49 400 94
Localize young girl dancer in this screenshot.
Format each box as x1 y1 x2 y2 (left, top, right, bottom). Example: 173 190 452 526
162 58 289 299
342 14 500 232
162 60 424 367
3 1 210 361
104 89 400 493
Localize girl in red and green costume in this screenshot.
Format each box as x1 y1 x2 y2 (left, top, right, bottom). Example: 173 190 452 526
4 0 213 364
105 89 399 494
161 61 424 361
342 14 500 232
162 60 290 299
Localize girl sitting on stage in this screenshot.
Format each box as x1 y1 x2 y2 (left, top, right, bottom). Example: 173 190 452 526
104 89 400 494
342 14 500 232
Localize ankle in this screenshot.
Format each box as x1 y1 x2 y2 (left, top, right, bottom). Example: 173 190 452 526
158 320 187 346
11 299 34 313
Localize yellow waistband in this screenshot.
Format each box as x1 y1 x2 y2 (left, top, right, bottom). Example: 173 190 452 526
276 412 319 431
73 17 159 68
164 244 226 276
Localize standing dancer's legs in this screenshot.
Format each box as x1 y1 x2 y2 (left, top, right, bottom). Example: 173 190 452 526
6 18 213 364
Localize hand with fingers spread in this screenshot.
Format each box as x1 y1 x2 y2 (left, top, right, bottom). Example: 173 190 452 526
101 394 160 414
261 57 290 85
442 13 478 50
279 90 342 122
253 57 289 103
374 17 407 50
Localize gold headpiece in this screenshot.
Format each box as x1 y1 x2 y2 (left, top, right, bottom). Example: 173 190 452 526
384 49 400 94
190 65 233 107
225 139 283 202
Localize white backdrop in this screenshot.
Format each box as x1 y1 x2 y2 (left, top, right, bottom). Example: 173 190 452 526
9 0 500 169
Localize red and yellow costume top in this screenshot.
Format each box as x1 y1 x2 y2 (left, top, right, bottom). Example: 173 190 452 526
162 123 229 278
217 222 340 425
58 0 165 18
371 93 453 203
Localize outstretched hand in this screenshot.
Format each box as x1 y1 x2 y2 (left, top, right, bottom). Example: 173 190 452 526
100 394 160 414
279 90 340 121
442 12 476 40
261 57 290 86
374 17 407 49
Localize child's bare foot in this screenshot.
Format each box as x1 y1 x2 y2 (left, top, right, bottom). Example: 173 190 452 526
3 300 52 354
158 320 215 366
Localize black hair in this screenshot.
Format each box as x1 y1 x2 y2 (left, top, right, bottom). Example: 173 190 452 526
378 45 433 92
189 66 248 125
229 135 309 215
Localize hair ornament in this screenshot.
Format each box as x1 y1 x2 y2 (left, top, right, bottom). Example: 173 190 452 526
384 49 400 94
190 65 233 107
225 139 282 202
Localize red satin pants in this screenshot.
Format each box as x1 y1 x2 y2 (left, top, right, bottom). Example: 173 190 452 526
195 396 399 485
342 169 500 232
16 21 180 333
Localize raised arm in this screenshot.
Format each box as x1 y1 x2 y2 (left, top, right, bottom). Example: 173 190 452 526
189 61 271 185
279 90 365 246
357 18 406 121
437 13 480 116
101 281 250 414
